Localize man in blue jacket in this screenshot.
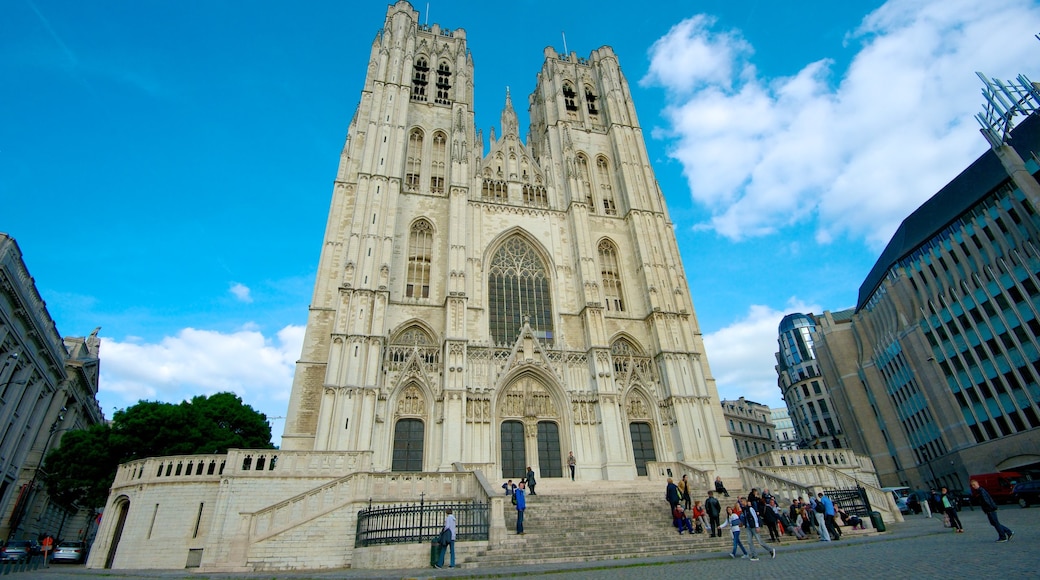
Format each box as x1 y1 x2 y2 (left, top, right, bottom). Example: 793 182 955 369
515 481 527 535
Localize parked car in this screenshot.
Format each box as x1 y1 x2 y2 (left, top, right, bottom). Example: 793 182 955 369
969 471 1023 504
881 486 912 514
50 541 87 564
0 540 35 562
1012 480 1040 508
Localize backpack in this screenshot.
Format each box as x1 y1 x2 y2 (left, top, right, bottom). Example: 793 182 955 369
511 489 517 505
814 500 826 514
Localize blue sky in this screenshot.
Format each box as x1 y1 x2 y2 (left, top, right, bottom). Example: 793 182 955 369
3 0 1039 444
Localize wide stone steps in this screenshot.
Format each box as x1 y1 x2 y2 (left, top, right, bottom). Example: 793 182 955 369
458 483 752 568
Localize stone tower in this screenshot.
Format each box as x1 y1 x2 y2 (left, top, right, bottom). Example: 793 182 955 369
282 0 738 481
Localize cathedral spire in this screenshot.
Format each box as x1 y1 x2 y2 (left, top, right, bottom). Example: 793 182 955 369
501 86 518 138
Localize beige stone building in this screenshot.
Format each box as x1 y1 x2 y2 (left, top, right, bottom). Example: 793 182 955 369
720 398 775 460
87 1 740 571
0 233 105 542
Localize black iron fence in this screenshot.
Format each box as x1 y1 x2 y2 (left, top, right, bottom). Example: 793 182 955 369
355 499 490 548
825 487 872 517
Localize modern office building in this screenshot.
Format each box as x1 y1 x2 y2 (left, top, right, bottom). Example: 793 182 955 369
0 233 105 541
811 79 1040 489
721 398 776 459
775 312 849 449
770 406 798 451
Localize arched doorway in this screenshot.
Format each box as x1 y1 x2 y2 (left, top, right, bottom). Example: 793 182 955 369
103 497 130 569
498 374 565 479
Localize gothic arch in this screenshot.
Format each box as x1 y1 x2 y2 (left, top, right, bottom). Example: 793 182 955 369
484 229 557 345
392 381 430 418
484 228 555 279
494 368 571 479
389 319 437 346
621 384 658 423
494 366 568 419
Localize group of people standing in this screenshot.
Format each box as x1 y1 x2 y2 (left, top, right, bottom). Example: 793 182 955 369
665 478 780 561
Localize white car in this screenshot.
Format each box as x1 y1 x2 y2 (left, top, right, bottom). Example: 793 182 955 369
50 541 86 564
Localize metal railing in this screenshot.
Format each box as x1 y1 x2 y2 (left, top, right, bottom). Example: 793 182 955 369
354 499 489 548
825 487 872 517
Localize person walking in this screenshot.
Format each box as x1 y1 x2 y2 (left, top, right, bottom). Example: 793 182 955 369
718 506 749 559
940 487 964 533
739 498 776 561
971 479 1013 542
567 452 576 481
525 466 537 495
820 491 841 540
811 495 830 541
515 481 527 534
434 508 457 569
705 490 722 537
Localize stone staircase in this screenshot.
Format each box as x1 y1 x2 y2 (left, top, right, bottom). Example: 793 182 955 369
458 479 752 568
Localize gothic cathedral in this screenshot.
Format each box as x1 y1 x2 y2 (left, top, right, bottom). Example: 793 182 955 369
282 0 738 481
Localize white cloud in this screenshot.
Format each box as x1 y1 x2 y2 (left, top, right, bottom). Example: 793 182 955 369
230 282 253 303
703 300 820 408
98 325 304 441
644 0 1040 249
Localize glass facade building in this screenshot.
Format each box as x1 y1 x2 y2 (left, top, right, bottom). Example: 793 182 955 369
812 112 1040 488
775 313 848 449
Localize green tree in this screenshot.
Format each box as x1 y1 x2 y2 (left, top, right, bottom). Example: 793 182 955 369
44 392 274 510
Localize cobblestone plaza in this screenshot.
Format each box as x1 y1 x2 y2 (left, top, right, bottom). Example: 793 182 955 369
28 506 1038 579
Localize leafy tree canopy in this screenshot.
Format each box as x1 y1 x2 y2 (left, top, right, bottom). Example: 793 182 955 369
44 392 274 510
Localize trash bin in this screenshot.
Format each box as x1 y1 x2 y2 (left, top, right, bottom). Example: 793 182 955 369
869 511 885 532
430 538 441 567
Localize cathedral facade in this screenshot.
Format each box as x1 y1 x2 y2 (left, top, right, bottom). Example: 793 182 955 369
87 2 742 570
282 0 738 480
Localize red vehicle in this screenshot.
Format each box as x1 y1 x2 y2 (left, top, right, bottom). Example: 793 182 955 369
969 472 1023 504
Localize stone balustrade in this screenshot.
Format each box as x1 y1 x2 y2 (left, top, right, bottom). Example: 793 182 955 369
112 450 375 490
644 461 711 489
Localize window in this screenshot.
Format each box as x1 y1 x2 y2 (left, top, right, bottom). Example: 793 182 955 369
596 157 617 215
488 236 554 344
585 86 598 115
430 132 446 194
411 57 429 102
406 219 433 298
563 83 578 111
599 240 625 311
435 61 452 105
405 129 423 192
576 155 593 211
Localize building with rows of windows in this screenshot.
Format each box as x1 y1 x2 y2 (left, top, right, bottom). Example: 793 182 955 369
88 2 740 571
810 101 1040 490
775 312 848 450
0 234 105 544
720 398 776 459
770 406 798 451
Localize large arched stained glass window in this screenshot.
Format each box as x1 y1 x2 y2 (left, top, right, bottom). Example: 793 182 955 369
488 237 554 344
